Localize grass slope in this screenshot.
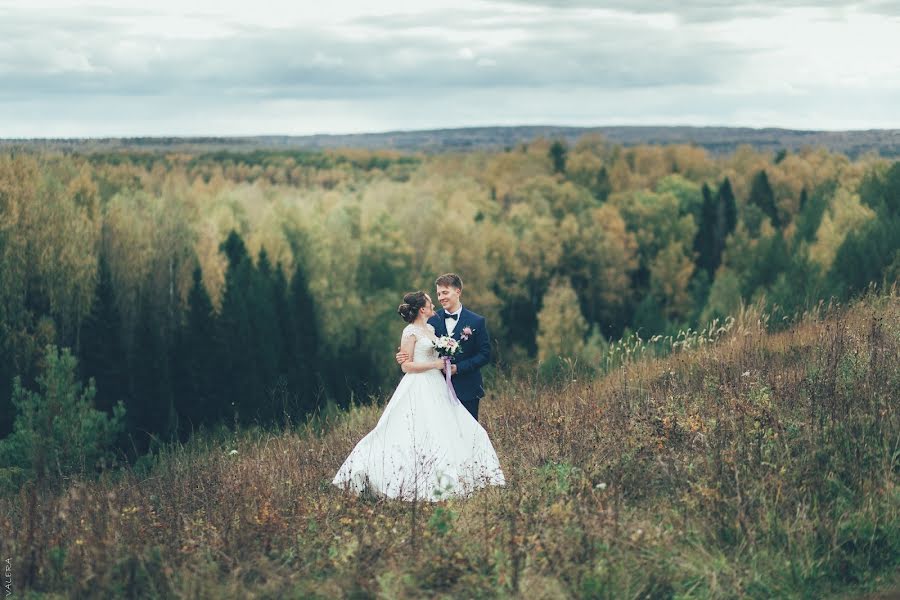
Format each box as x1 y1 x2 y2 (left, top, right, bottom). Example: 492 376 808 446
1 291 898 598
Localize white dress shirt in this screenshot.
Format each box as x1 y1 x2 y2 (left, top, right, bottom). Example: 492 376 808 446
444 305 462 336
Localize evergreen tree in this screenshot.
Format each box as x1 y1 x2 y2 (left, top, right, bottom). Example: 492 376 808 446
288 258 320 416
128 296 174 450
498 294 540 356
795 185 829 243
249 247 283 424
719 177 738 237
742 232 792 298
217 231 259 426
593 166 611 202
0 345 125 485
271 262 293 414
632 293 668 338
173 265 218 434
214 236 287 426
859 161 900 218
694 183 717 275
79 249 127 415
832 162 900 297
688 268 712 323
694 178 738 277
882 162 900 217
767 249 824 326
748 170 781 228
829 216 900 298
549 140 568 174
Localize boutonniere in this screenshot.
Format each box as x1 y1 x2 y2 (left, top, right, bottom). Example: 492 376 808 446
460 326 474 341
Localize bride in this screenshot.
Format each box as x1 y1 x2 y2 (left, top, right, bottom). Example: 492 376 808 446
332 291 505 501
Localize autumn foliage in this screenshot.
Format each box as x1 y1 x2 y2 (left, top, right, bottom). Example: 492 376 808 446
0 139 898 451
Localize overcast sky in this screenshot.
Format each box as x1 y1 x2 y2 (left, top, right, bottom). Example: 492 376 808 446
2 0 899 137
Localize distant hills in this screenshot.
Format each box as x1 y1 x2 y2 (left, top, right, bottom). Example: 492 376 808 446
3 126 899 157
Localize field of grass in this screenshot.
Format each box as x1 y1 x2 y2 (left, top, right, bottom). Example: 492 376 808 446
2 290 898 598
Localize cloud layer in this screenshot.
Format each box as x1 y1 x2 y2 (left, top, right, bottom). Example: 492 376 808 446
1 0 898 136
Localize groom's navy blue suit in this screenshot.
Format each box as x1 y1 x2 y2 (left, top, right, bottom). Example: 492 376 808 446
428 307 490 421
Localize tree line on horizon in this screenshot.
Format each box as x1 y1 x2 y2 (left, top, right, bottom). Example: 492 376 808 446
0 137 898 454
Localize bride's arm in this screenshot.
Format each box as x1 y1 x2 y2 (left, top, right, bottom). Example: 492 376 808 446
399 333 443 374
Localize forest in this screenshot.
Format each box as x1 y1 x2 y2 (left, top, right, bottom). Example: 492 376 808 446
1 136 898 459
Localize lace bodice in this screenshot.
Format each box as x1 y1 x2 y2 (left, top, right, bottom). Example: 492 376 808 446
401 324 439 363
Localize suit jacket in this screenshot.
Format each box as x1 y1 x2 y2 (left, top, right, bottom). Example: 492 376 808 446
428 307 490 402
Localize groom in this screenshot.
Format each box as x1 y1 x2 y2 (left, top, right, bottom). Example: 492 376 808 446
397 273 491 421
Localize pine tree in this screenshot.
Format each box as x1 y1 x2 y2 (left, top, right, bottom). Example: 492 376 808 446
217 231 258 425
0 345 125 484
270 262 296 419
549 140 568 174
860 161 900 218
796 185 828 243
830 216 900 298
288 258 320 417
632 293 668 338
173 265 218 434
749 170 781 228
694 183 717 275
742 232 792 298
593 166 611 202
79 249 127 415
129 296 173 450
249 247 283 424
719 177 738 237
831 162 900 297
694 179 737 278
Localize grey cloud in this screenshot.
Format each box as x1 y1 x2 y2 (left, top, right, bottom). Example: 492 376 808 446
864 0 900 14
0 5 747 103
490 0 900 22
2 1 896 136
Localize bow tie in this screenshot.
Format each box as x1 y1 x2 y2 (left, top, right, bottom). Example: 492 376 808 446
445 312 459 321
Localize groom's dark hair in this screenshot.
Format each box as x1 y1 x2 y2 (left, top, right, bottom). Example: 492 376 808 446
435 273 463 290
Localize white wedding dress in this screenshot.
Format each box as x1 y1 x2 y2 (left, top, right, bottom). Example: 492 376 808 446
332 323 505 501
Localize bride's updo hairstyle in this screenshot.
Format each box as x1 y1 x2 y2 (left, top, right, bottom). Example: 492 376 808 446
397 291 428 323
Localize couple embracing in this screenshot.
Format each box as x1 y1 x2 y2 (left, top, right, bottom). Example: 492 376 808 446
332 273 505 501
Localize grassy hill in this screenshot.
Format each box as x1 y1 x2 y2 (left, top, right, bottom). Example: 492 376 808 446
3 125 900 157
1 290 898 598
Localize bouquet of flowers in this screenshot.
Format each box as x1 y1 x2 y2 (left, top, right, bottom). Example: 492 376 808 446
434 335 461 359
434 335 463 406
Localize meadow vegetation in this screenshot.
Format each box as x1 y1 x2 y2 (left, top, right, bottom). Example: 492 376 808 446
1 137 899 597
1 289 897 598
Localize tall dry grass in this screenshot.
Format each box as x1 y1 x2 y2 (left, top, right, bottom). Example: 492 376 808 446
1 289 898 599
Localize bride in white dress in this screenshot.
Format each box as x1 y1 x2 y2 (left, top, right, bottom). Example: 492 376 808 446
333 291 505 501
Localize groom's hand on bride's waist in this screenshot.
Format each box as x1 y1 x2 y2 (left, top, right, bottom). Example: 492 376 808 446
395 347 410 365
